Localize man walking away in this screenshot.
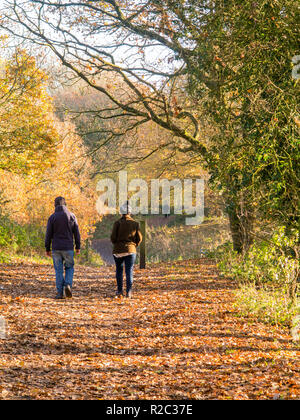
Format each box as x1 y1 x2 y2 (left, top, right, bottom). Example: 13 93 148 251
45 197 81 299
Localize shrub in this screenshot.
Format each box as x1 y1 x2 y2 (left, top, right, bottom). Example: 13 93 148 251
214 226 299 329
234 285 299 328
215 227 299 292
0 216 44 255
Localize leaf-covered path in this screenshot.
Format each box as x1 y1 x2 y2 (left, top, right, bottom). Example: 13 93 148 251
0 259 299 400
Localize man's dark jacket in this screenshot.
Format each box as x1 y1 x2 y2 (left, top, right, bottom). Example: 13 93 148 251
45 205 81 252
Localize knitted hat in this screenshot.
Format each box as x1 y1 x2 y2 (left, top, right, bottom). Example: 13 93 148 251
120 201 132 215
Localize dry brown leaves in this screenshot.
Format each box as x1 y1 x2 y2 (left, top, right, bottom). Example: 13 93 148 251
0 259 299 400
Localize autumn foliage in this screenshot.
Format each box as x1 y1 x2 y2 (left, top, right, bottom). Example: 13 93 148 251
0 46 100 245
0 118 100 242
0 48 58 174
0 1 298 401
0 260 299 400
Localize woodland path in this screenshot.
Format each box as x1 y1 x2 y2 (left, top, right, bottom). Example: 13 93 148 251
0 259 299 400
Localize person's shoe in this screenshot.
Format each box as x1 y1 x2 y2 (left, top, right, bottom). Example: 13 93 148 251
54 294 65 300
126 291 133 298
64 285 73 298
115 291 123 299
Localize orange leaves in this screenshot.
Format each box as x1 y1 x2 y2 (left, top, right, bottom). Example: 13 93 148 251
0 260 299 400
0 117 100 240
0 49 59 175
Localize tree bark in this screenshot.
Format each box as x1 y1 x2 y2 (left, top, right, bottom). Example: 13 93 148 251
227 201 254 255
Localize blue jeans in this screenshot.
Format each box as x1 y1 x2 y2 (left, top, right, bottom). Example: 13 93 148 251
52 250 75 296
113 254 136 295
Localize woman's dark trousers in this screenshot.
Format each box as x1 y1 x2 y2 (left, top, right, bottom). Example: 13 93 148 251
113 254 137 296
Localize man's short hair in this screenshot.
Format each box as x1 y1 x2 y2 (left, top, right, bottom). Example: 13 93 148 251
55 197 66 207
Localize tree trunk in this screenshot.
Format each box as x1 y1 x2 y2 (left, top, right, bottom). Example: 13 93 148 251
227 201 254 255
287 245 299 304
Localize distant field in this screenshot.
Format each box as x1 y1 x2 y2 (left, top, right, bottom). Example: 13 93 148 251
92 215 230 264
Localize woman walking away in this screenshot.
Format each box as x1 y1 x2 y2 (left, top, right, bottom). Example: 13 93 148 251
110 202 143 298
